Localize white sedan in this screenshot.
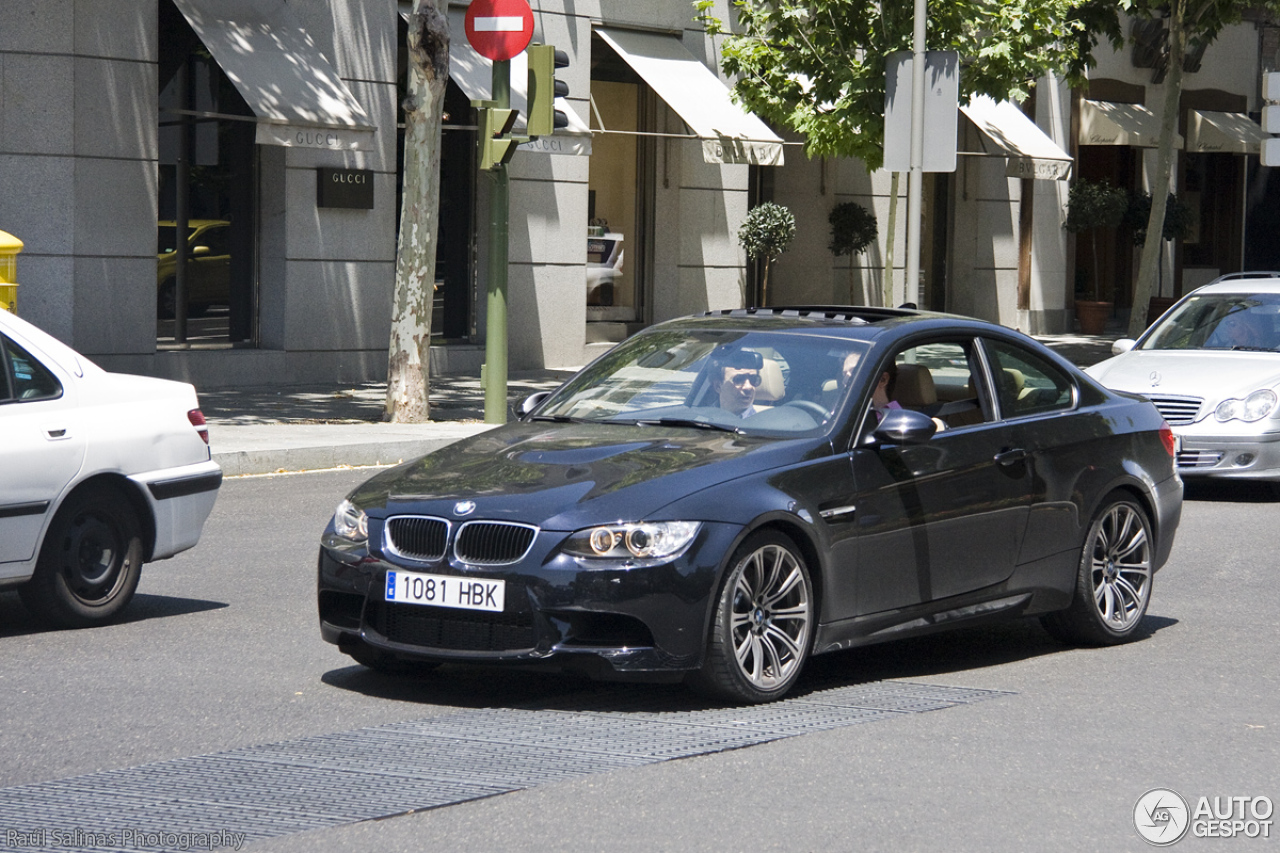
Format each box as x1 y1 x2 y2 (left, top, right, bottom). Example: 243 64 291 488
1 309 221 626
1087 273 1280 488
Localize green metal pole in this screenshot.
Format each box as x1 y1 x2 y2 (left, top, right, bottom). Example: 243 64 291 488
483 60 511 424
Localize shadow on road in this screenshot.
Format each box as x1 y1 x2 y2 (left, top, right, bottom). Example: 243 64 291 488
1183 480 1279 503
318 613 1177 714
0 592 227 638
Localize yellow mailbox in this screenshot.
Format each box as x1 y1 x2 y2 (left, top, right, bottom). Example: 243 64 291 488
0 230 22 314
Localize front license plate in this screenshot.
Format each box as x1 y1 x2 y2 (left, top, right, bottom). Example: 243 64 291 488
385 570 505 612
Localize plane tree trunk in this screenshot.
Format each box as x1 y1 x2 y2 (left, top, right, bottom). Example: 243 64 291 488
386 0 449 423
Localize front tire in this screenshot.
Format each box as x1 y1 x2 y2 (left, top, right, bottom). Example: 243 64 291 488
689 530 814 704
21 486 144 628
1041 494 1153 645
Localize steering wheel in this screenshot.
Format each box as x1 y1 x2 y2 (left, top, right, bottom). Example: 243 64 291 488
784 400 829 421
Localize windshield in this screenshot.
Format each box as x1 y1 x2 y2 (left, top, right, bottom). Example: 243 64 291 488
157 225 196 255
534 328 870 436
1142 293 1280 352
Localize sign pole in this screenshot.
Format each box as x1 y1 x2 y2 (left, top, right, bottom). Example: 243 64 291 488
905 0 926 307
483 60 511 424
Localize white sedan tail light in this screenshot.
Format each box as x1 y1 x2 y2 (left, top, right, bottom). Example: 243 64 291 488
188 409 209 444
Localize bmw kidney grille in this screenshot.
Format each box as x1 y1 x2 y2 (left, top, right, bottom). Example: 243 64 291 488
384 516 537 565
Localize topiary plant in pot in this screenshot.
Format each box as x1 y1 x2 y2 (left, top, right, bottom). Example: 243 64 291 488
739 202 796 307
828 201 878 305
1064 179 1128 333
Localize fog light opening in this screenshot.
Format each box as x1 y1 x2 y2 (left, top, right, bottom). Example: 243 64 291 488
1234 452 1256 467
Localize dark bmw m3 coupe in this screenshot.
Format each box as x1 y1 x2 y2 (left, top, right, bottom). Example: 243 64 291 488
318 307 1183 703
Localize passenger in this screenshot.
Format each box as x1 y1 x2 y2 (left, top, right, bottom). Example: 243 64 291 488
870 362 903 422
710 349 765 418
864 359 946 432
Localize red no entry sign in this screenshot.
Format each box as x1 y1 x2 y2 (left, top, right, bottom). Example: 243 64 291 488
465 0 535 62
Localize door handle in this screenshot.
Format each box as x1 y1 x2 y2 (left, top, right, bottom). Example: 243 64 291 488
44 427 69 440
995 448 1026 466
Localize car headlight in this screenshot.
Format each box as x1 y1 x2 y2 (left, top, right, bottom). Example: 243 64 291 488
563 521 701 562
333 499 369 542
1215 389 1278 423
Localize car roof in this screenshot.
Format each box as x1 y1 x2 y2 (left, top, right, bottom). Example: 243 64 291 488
1189 272 1280 295
663 305 1028 345
0 309 97 379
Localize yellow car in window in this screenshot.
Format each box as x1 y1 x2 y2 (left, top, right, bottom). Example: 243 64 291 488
156 219 231 318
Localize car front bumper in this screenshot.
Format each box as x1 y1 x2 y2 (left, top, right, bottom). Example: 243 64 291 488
1175 429 1280 481
317 521 742 677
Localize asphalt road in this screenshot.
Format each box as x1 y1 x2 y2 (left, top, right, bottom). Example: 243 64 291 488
1 470 1277 852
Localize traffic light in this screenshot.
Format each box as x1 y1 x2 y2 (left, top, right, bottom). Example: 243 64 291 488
527 44 569 138
477 104 519 171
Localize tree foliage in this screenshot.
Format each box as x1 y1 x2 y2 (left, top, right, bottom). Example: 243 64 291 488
695 0 1123 169
1120 0 1280 336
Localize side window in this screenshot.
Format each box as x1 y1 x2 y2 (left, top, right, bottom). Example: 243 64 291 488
884 341 990 429
983 339 1073 419
2 335 62 403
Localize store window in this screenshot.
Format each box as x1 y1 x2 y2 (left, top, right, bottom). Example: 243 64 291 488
157 0 257 347
587 33 656 327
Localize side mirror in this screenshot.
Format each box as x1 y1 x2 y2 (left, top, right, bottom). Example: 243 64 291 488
1112 339 1136 355
518 391 551 419
192 245 211 256
873 408 937 445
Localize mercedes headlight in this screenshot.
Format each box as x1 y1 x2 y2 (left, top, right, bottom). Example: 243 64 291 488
1215 389 1278 423
333 499 369 542
564 521 701 562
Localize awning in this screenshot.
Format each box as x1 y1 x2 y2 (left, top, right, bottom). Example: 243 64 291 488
595 28 784 166
172 0 375 150
1186 110 1268 154
959 96 1073 180
1078 99 1182 149
398 4 591 155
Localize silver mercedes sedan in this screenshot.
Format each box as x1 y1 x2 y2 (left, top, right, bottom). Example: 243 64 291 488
1087 273 1280 489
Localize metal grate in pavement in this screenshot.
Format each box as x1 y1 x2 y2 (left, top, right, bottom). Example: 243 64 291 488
0 680 1012 852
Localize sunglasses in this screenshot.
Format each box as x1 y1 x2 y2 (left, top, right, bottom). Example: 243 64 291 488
729 373 762 387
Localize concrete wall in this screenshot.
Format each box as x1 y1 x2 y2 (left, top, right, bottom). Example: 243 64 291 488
0 0 158 351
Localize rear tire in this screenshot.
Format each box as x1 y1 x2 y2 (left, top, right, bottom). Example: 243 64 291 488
21 485 144 628
1041 494 1153 645
688 530 814 704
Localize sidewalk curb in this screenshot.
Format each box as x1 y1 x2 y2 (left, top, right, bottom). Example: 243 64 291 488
211 423 496 476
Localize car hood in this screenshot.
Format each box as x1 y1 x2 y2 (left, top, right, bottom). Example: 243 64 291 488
350 421 826 529
1087 350 1280 402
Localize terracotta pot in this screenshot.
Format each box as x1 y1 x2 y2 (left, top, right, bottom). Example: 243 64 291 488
1075 300 1113 335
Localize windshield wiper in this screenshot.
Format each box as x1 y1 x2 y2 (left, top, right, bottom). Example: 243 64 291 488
620 417 744 434
527 414 590 423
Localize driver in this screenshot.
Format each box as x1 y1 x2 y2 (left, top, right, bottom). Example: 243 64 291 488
1209 309 1273 350
710 348 765 418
